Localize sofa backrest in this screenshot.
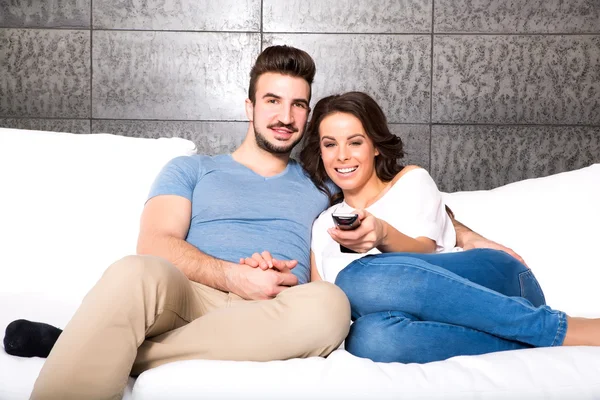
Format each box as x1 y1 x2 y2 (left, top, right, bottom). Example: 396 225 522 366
1 126 598 318
443 163 600 317
0 128 197 302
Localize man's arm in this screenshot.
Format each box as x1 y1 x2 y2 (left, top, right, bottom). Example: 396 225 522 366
446 205 527 266
137 195 297 299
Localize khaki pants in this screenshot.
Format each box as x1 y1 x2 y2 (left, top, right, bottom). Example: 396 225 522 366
31 255 350 400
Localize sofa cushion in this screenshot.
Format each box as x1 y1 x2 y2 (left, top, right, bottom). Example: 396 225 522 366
442 163 600 317
0 128 197 302
133 346 600 399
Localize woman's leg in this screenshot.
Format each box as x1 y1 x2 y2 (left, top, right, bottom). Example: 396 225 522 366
335 252 566 352
346 311 530 363
394 249 545 306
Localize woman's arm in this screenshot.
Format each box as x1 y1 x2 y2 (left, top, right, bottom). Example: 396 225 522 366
377 218 436 253
328 210 436 254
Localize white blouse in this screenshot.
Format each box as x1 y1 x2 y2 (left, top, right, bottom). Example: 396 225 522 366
311 168 457 283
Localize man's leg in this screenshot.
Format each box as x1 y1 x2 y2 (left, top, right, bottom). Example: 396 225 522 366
31 255 219 400
132 280 350 375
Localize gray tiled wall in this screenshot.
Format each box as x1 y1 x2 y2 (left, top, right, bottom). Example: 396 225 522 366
1 0 599 191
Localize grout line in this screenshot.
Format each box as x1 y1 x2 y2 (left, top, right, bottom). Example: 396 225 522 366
69 28 261 34
1 26 599 36
434 32 600 36
89 0 93 133
2 117 600 128
260 0 264 49
82 118 253 123
429 0 435 172
430 122 600 128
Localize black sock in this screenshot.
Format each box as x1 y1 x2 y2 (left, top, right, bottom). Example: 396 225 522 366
3 319 62 358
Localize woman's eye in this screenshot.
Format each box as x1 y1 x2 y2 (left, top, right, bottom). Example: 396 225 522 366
350 141 362 146
323 143 335 148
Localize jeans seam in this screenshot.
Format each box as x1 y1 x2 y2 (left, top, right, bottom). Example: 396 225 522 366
354 258 513 300
382 312 530 339
518 270 530 297
519 270 546 305
550 312 567 346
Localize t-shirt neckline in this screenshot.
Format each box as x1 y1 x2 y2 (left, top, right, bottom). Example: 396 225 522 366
226 154 292 180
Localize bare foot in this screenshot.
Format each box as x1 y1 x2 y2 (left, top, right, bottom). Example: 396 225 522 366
562 317 600 346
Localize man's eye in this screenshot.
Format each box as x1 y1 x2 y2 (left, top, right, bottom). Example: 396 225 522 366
267 99 278 104
294 102 307 109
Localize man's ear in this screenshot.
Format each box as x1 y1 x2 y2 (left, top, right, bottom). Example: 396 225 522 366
245 99 254 122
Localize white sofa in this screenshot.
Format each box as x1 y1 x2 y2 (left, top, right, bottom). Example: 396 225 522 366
1 127 599 399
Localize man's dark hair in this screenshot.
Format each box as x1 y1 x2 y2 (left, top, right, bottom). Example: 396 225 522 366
299 91 405 205
248 45 316 104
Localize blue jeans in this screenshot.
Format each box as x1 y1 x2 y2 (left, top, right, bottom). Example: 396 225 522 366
335 249 567 363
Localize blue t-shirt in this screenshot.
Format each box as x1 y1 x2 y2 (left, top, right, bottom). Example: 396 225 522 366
148 154 329 284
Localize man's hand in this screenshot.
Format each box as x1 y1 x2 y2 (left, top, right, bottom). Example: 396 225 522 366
231 250 299 300
461 231 528 267
450 209 528 267
226 261 298 300
239 250 298 271
328 209 385 253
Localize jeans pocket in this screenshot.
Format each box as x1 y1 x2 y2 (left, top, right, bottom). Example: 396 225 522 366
519 270 546 307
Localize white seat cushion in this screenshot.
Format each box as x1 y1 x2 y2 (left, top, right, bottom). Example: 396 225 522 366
133 347 600 399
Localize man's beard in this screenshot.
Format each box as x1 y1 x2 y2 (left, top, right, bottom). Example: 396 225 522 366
254 124 302 155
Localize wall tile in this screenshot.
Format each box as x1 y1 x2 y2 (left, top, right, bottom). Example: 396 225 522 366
390 124 430 169
0 29 90 118
93 0 260 31
92 120 247 155
436 0 600 33
0 0 90 28
92 31 260 120
0 118 90 133
264 34 431 123
264 0 431 33
431 125 600 192
432 35 600 124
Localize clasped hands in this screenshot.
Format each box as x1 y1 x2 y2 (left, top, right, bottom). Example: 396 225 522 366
233 250 299 300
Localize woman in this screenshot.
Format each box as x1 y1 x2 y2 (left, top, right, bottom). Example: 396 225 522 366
294 91 599 363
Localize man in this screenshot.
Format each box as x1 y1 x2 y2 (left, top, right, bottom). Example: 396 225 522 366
30 45 522 400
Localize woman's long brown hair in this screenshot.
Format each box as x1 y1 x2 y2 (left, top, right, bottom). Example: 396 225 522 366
299 91 405 205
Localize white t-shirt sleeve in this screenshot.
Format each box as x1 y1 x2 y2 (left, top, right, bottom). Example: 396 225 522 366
381 168 456 252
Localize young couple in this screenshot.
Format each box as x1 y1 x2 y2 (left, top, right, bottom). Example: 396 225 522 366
28 45 599 399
